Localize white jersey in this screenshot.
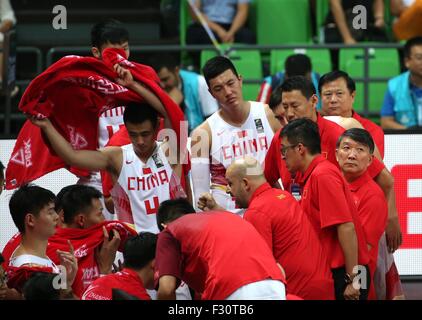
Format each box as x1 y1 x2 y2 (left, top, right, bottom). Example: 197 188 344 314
206 101 274 210
9 254 60 274
110 142 186 233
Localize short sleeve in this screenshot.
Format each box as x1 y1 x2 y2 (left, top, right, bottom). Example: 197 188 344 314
380 90 395 117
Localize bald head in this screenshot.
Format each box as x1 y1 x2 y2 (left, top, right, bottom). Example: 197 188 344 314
227 157 265 181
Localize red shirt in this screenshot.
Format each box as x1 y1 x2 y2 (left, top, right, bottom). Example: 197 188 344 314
348 171 388 294
352 111 385 159
154 212 285 300
244 183 334 300
264 113 384 191
299 155 370 269
81 268 151 300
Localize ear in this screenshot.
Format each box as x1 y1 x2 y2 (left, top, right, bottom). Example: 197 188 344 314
368 153 374 166
242 178 250 191
404 57 410 70
75 214 85 228
25 213 36 228
91 47 101 59
335 148 339 163
238 74 243 86
310 94 318 110
350 90 356 103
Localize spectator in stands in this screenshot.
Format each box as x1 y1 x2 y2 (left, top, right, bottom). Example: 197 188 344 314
323 0 388 44
391 0 422 41
257 54 321 108
0 0 18 97
380 36 422 129
149 53 218 132
22 272 62 300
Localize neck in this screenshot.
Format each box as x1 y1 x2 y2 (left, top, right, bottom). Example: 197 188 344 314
410 73 422 88
136 268 151 290
19 235 48 258
220 101 250 126
343 171 362 183
301 153 318 174
62 222 81 229
342 109 353 118
136 142 157 163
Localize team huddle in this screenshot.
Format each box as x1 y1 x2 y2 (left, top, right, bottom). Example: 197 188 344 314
0 20 405 301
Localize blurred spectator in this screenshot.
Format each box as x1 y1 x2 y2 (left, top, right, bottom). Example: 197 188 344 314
0 0 17 96
323 0 388 44
257 54 321 109
186 0 255 45
149 53 218 132
391 0 422 41
22 272 61 300
380 36 422 129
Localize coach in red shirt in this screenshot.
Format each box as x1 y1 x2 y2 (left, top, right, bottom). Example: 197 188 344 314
82 232 155 300
154 199 286 300
336 128 388 299
198 157 334 300
280 118 371 300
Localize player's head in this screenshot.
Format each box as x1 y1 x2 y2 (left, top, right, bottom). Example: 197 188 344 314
123 232 157 289
9 184 58 237
203 56 243 109
280 76 318 122
318 70 356 117
149 53 180 92
23 272 61 300
0 160 4 195
404 36 422 78
280 118 321 174
55 184 79 227
156 198 196 231
123 103 160 157
269 86 287 126
91 19 130 59
226 157 266 209
285 54 313 80
336 128 374 179
61 184 104 229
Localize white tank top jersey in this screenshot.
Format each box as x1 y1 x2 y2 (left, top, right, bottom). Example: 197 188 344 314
9 254 60 274
206 101 274 210
98 106 126 148
110 142 187 233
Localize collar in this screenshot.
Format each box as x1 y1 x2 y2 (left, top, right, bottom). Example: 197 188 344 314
351 110 361 121
316 112 326 135
298 155 326 185
347 171 372 192
249 182 272 204
122 268 144 285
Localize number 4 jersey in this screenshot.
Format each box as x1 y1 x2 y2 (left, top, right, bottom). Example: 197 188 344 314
110 142 187 233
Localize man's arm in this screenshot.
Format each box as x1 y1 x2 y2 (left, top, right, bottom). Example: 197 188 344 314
329 0 356 44
225 2 250 43
381 116 407 129
337 222 360 300
29 117 120 174
157 275 177 300
264 104 282 133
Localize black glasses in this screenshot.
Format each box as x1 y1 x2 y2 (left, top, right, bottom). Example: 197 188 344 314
281 144 298 156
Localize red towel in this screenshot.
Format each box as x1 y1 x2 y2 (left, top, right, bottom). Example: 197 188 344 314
6 47 186 190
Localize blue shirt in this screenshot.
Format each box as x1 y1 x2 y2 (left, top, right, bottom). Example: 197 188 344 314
381 83 422 126
201 0 250 24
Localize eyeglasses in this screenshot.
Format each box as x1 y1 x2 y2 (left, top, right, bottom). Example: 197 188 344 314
281 144 298 156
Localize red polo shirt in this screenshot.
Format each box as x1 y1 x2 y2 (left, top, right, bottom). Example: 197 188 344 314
82 268 151 300
244 183 334 299
348 171 388 297
352 111 385 159
264 113 385 191
299 155 370 269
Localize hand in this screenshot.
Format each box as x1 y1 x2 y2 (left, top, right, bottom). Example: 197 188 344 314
344 36 357 45
221 31 234 43
216 28 229 42
197 192 220 211
95 227 121 275
27 114 51 130
0 286 23 300
374 17 385 28
343 283 360 300
112 258 124 273
385 216 402 253
114 64 135 88
57 240 78 289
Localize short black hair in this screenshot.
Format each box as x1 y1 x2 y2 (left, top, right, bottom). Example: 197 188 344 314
0 253 4 264
123 232 157 270
91 19 129 49
61 185 102 225
55 184 79 213
148 53 179 73
156 198 196 232
23 272 60 300
336 128 375 154
404 36 422 59
285 54 312 77
318 70 356 94
280 75 316 99
280 118 321 155
9 184 56 234
202 56 239 87
269 85 283 110
123 103 159 128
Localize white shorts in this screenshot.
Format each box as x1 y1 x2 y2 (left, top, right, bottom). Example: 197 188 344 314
226 279 286 300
